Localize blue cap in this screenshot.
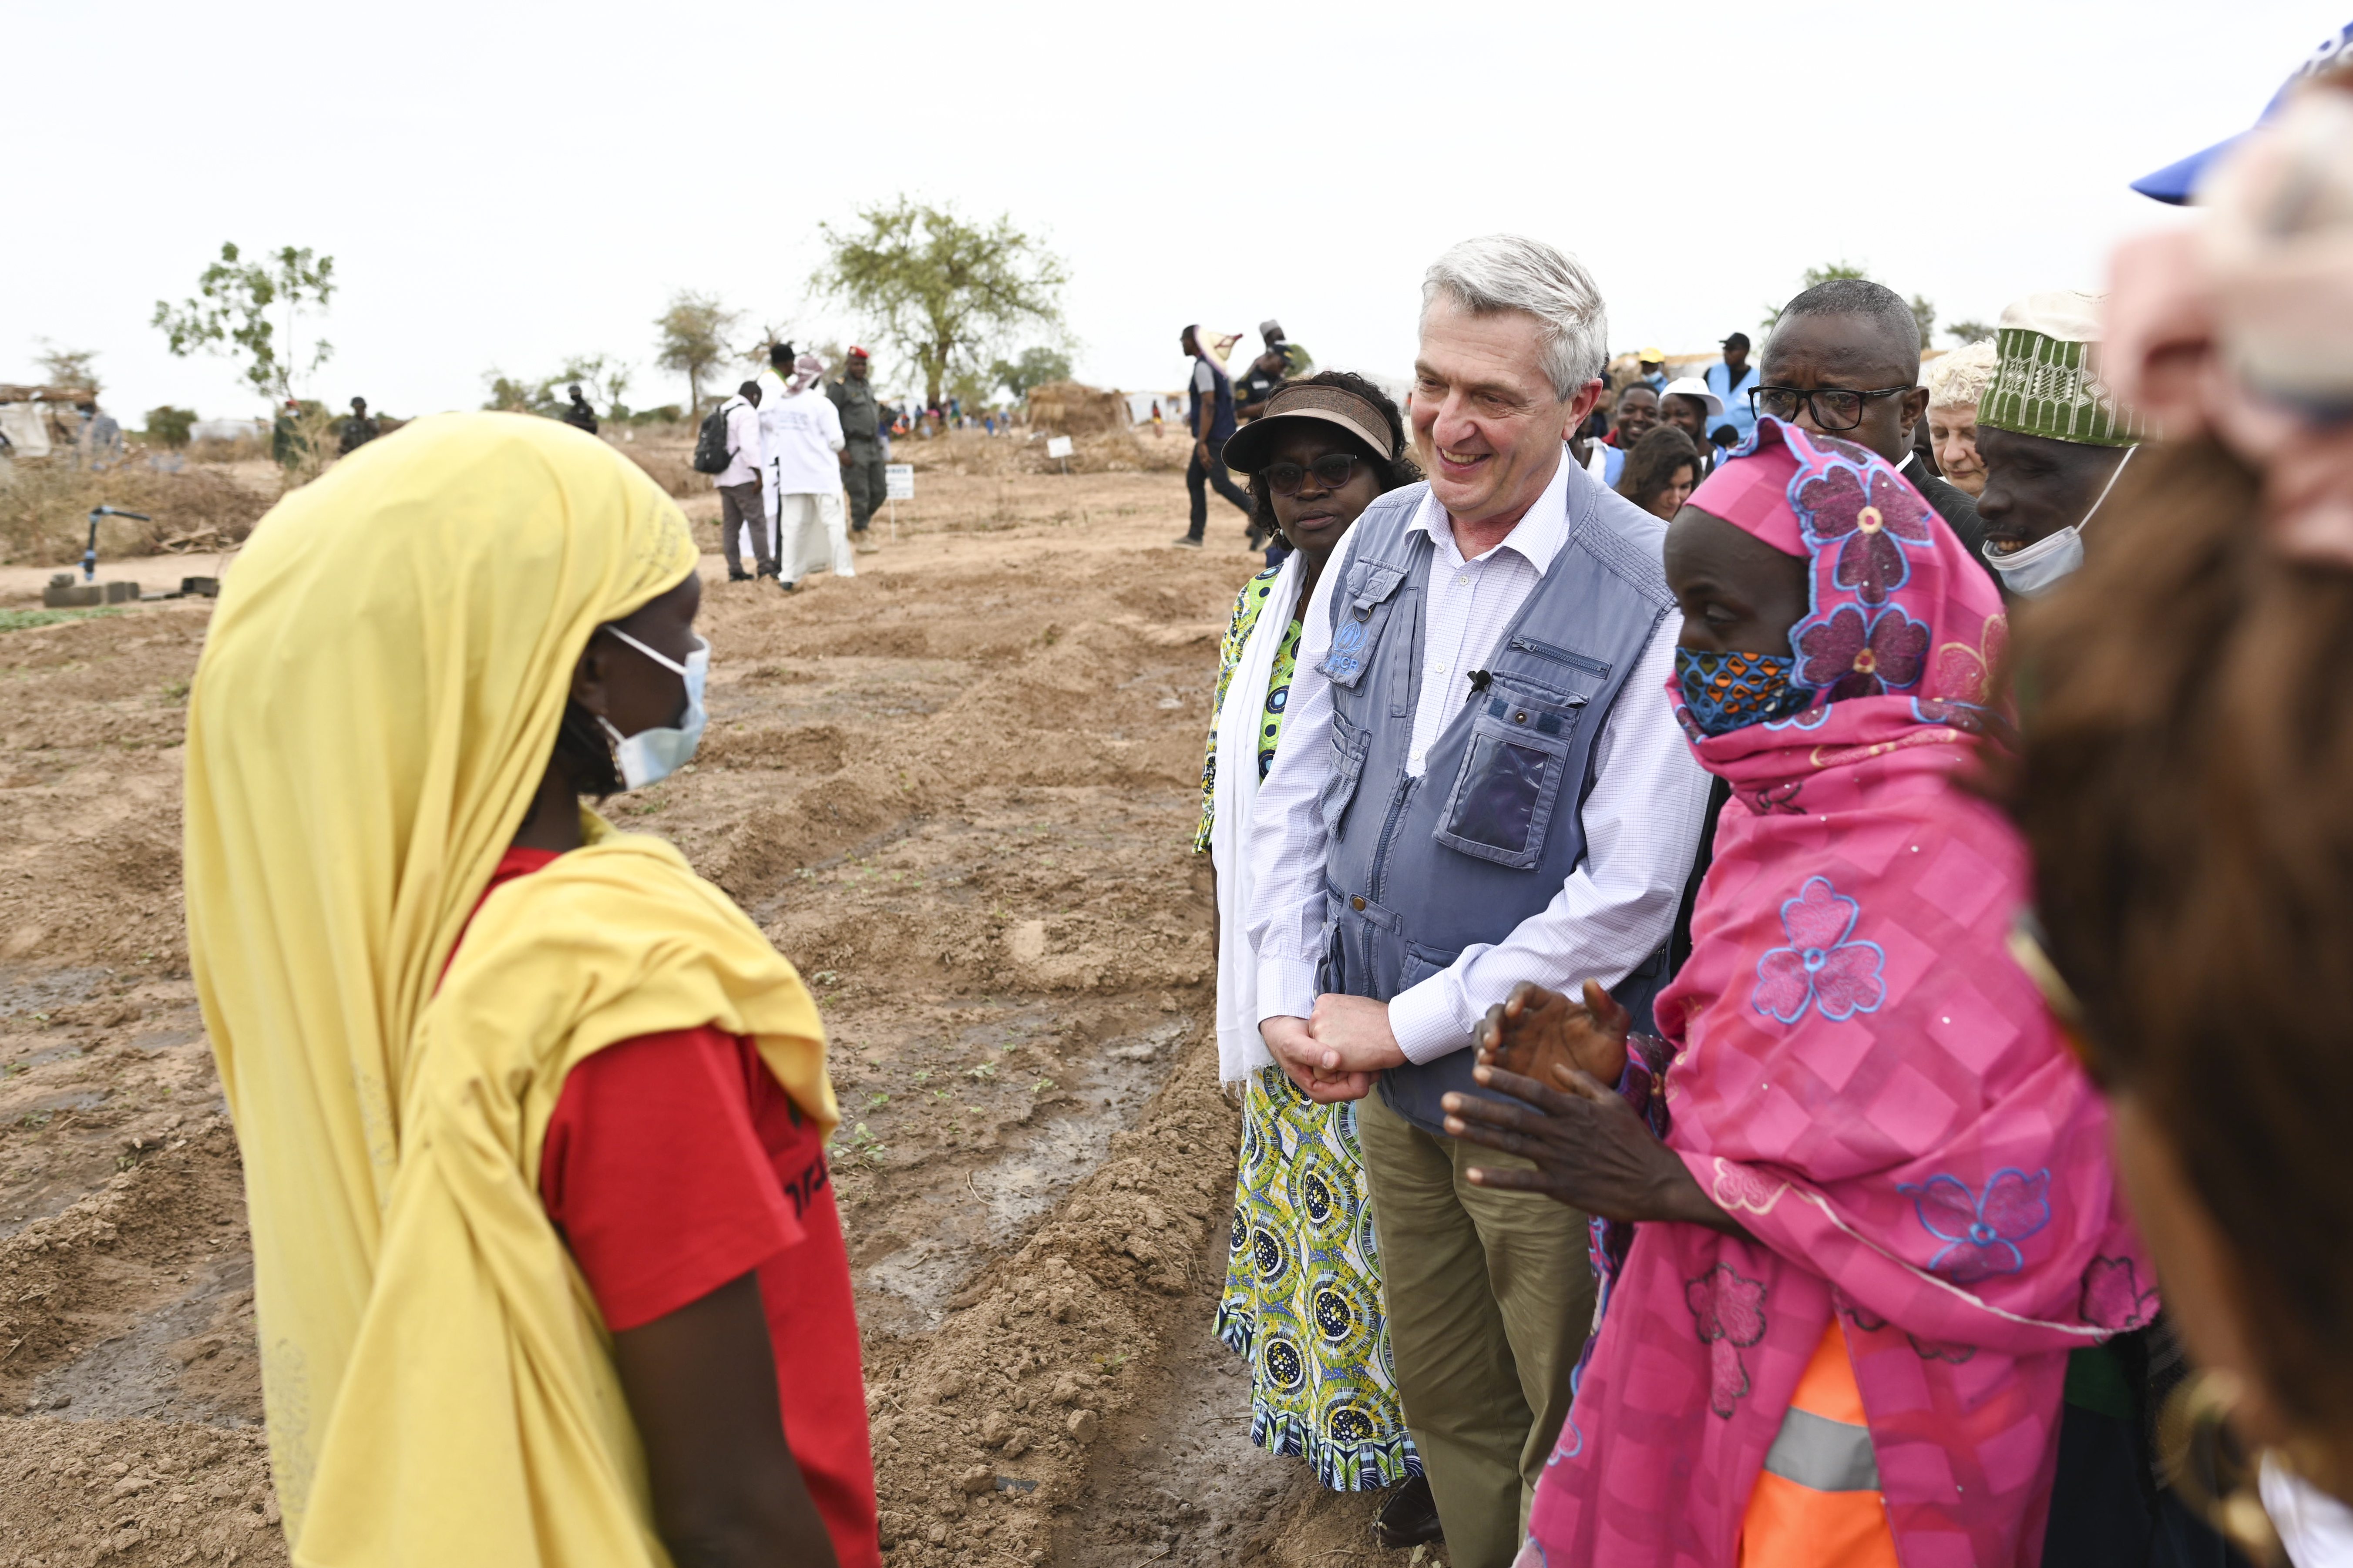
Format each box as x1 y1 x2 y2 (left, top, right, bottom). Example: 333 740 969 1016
2132 22 2353 203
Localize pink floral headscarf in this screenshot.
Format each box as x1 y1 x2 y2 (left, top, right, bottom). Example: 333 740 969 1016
1519 420 2151 1568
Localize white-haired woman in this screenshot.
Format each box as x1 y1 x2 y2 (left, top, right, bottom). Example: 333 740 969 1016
1926 340 1998 497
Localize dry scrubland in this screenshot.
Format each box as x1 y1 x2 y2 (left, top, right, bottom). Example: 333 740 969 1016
0 434 1443 1566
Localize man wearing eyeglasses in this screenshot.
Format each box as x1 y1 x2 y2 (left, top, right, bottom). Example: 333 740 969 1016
1752 279 1995 582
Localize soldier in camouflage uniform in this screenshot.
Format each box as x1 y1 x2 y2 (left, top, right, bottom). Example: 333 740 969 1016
826 346 886 553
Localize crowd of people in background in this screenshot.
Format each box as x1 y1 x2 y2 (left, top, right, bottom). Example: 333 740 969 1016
1190 24 2353 1568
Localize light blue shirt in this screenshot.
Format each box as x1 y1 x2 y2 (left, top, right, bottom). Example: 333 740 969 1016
1706 359 1762 443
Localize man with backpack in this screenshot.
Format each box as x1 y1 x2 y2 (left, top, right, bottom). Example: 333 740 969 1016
695 379 773 581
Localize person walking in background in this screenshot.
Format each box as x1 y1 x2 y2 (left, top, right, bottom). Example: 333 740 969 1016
1614 425 1702 520
563 383 599 434
1656 376 1725 479
1234 322 1292 423
182 413 878 1568
716 380 773 583
1973 292 2146 600
825 347 886 555
82 401 124 469
766 353 855 590
1444 415 2149 1568
1176 322 1255 549
1583 381 1659 487
1705 330 1760 448
1196 373 1430 1531
1247 236 1712 1568
1755 279 1993 579
1924 340 1996 497
339 396 380 456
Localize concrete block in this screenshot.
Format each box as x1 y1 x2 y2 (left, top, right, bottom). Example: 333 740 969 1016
103 580 139 604
43 576 103 608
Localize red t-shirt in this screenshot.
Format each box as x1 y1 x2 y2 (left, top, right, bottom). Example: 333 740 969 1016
464 848 878 1568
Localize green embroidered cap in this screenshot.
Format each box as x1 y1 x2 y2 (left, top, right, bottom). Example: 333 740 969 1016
1977 290 2148 448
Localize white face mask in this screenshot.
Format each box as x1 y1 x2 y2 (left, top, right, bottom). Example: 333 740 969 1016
1982 445 2136 598
594 627 709 790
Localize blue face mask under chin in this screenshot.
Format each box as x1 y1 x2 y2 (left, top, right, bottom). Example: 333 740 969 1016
595 627 709 789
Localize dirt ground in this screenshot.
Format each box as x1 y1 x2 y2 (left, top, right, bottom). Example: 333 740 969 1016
0 450 1445 1566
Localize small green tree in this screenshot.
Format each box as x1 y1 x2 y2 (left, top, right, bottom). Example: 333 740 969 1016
1946 320 1997 345
33 341 100 395
653 292 740 419
145 406 197 448
812 199 1068 409
1908 294 1937 353
481 371 538 413
538 353 632 415
153 242 337 402
989 346 1072 401
1760 260 1869 332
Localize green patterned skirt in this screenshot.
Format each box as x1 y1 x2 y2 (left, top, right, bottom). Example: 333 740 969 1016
1214 1065 1419 1491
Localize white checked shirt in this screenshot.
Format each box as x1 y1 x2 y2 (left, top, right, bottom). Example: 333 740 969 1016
1245 453 1712 1063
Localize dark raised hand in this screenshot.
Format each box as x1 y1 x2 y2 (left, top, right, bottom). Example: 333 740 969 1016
1474 979 1632 1091
1441 1063 1746 1236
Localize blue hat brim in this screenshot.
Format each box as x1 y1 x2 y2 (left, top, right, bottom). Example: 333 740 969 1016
2132 131 2252 205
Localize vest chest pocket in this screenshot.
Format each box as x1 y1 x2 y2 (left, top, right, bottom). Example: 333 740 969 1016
1315 561 1410 691
1318 711 1372 842
1432 686 1585 869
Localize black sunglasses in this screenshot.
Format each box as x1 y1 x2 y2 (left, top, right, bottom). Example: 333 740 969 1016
1263 453 1366 495
1750 384 1914 432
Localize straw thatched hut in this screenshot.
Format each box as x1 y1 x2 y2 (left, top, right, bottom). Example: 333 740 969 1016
1023 380 1132 436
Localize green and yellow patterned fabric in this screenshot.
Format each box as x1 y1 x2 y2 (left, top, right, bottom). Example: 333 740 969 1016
1214 1066 1418 1490
1194 565 1304 854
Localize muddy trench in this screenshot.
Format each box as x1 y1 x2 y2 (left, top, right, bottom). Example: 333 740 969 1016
0 470 1438 1566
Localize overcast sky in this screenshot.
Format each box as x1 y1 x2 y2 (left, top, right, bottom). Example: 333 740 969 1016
7 1 2341 420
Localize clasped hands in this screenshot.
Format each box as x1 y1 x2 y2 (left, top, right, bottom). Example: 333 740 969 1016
1441 980 1745 1235
1259 994 1404 1103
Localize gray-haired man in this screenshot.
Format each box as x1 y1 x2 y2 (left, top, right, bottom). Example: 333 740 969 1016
1247 235 1711 1567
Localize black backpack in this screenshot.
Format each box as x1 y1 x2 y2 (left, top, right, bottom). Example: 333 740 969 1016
691 401 734 473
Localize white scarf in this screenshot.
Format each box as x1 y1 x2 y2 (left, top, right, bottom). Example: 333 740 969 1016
1210 553 1304 1083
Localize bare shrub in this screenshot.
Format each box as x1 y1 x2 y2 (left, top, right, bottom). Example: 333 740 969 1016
0 457 277 566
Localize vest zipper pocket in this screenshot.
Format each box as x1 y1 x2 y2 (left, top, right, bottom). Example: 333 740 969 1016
1508 635 1610 679
1368 776 1419 905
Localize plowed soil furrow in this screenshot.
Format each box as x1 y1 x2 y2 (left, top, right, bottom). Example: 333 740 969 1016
0 465 1430 1564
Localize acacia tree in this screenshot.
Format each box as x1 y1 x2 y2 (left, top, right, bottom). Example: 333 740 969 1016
33 341 100 395
654 292 740 420
1759 260 1867 332
153 242 336 402
812 199 1067 409
989 346 1072 402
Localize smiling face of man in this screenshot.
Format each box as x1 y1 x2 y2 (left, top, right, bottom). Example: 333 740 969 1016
1411 295 1594 532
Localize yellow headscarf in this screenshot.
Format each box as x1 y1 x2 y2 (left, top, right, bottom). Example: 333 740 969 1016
184 413 837 1565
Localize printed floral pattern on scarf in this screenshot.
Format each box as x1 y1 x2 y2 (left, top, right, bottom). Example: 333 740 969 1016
1195 566 1305 853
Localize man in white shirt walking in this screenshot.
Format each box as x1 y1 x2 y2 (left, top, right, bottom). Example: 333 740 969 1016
761 352 856 589
714 380 772 581
1246 235 1711 1568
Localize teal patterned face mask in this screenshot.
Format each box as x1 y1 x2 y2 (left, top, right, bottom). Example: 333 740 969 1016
1675 647 1811 735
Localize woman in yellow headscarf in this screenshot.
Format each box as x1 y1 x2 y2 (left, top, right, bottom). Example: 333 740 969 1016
183 412 876 1567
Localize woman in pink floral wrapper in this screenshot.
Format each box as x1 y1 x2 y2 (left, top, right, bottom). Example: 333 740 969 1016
1439 416 2153 1568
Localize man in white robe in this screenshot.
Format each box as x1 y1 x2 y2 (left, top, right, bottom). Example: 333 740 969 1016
763 353 855 588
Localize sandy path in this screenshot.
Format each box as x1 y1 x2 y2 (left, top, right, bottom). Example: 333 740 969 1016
0 471 1442 1565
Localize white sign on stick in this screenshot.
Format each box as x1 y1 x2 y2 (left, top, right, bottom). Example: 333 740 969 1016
884 463 915 500
1045 436 1074 460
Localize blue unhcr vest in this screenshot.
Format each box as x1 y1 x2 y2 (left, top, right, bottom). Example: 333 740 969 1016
1314 460 1678 1136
